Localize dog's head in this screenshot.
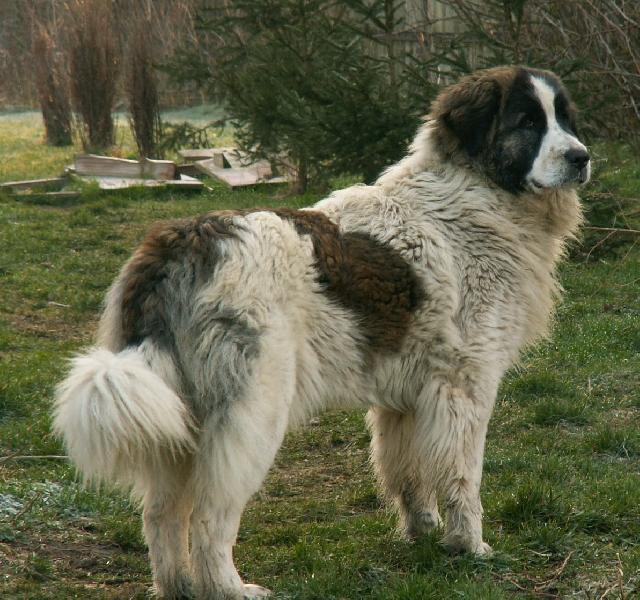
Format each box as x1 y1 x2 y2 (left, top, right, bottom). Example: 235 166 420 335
431 66 590 194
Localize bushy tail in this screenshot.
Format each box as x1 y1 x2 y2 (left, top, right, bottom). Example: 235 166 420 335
53 346 195 485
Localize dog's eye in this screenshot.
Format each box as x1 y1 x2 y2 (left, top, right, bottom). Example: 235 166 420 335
515 113 536 129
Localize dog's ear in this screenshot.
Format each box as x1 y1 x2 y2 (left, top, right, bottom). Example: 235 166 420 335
431 75 502 159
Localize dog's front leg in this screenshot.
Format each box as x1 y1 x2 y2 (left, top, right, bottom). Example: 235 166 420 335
367 407 442 539
414 378 494 556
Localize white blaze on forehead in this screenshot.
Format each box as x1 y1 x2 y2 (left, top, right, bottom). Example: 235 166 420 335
530 77 557 123
526 75 589 191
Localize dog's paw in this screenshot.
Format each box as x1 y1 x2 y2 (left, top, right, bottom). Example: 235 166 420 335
243 583 272 598
441 535 492 557
149 578 194 599
405 510 442 539
472 541 493 556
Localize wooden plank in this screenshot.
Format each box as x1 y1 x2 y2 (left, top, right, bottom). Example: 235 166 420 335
220 150 245 169
212 151 231 169
178 147 237 162
74 155 176 180
178 148 215 161
75 174 203 190
195 159 283 188
0 177 66 191
167 175 204 189
176 163 202 178
218 150 272 171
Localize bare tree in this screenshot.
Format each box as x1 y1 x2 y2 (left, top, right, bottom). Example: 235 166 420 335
125 13 163 158
32 20 72 146
443 0 640 140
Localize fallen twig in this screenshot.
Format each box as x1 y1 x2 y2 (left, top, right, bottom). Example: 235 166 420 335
585 230 616 262
534 551 575 592
10 491 42 525
501 575 559 598
0 455 68 465
616 553 626 600
583 226 640 235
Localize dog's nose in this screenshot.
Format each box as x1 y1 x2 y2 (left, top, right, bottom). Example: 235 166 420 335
565 148 590 170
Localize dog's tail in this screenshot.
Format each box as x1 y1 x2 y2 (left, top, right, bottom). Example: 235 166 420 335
53 346 195 485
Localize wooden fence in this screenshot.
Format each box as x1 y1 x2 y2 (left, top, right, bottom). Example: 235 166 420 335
379 1 485 81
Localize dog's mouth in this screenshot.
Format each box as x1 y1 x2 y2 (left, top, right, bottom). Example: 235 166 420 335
527 178 546 194
527 165 591 193
577 164 591 185
529 179 543 190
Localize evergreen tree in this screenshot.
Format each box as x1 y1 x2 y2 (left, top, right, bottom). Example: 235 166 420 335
170 0 437 191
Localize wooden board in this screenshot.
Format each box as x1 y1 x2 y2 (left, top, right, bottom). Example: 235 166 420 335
75 173 203 190
218 150 247 169
178 147 236 162
176 163 202 178
212 151 232 169
74 155 176 180
0 177 66 192
178 147 265 169
195 159 284 188
178 148 216 161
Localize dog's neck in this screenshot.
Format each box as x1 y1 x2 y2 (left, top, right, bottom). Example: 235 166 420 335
376 122 441 188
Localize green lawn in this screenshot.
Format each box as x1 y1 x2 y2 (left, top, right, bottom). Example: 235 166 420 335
0 113 638 599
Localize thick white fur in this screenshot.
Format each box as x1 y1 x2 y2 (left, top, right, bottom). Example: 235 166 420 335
53 344 195 485
55 112 584 598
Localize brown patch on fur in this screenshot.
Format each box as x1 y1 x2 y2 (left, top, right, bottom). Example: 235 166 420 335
119 213 238 345
272 209 424 354
430 66 517 163
118 208 423 354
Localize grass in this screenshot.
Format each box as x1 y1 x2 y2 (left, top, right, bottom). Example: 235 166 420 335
1 112 639 599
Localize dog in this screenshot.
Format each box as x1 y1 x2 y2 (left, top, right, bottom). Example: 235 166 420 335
54 66 590 599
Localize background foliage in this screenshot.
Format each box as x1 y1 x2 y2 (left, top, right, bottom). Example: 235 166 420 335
3 1 637 188
168 0 437 190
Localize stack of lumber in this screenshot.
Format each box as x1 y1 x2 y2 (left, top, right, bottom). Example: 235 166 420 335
0 147 289 202
178 148 288 188
0 154 204 202
70 155 203 190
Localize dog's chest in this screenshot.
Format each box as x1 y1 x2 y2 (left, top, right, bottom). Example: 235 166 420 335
452 224 559 357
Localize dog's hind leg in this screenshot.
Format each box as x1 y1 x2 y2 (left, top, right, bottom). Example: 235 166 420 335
367 407 441 539
189 330 295 599
141 456 194 599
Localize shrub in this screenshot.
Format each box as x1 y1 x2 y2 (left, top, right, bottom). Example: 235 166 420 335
157 120 222 156
439 0 640 144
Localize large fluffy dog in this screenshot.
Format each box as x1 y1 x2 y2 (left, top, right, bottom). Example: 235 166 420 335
54 66 590 599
